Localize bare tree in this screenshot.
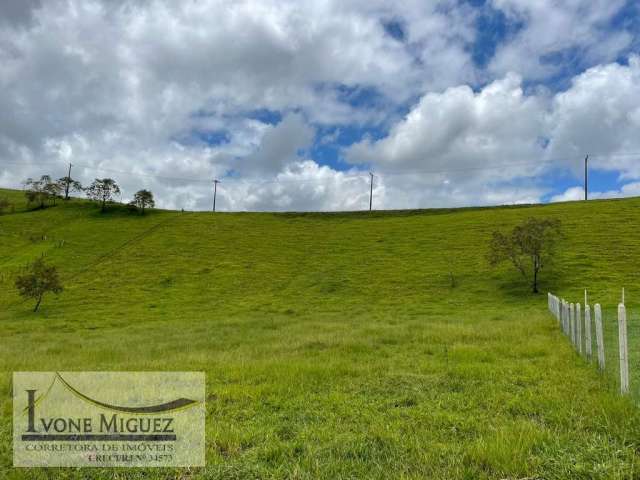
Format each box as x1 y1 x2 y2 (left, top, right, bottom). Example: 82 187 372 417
488 217 562 293
15 258 63 312
130 189 155 215
86 178 121 212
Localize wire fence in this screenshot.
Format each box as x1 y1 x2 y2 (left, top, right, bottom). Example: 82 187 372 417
548 292 639 402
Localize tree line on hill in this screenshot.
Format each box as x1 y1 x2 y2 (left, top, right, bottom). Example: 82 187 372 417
0 174 155 215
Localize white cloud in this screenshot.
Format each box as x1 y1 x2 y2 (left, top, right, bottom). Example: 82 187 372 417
549 186 585 203
0 0 639 211
219 161 374 211
0 0 479 210
237 113 314 175
489 0 633 80
551 182 640 203
345 73 549 185
345 56 640 210
547 56 640 178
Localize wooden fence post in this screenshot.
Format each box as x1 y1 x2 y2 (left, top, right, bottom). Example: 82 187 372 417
594 304 605 371
584 304 592 360
576 303 582 354
618 303 629 394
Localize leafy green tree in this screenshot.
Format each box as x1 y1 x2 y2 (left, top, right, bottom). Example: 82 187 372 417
488 217 562 293
24 175 61 208
57 176 83 200
130 189 155 215
86 178 121 212
15 258 63 312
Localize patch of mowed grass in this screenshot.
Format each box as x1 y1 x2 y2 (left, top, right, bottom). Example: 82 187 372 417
1 190 640 478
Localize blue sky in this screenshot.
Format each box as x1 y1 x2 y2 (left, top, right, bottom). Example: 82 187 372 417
1 0 640 210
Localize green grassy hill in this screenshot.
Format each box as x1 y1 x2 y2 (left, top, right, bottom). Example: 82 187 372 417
1 188 640 478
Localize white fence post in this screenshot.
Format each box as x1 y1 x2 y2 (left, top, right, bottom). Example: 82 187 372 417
594 304 605 371
618 303 629 394
576 303 582 354
584 304 592 360
570 303 576 348
563 300 569 336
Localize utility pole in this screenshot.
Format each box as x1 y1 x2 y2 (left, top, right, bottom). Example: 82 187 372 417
369 172 374 211
584 154 589 201
64 162 72 200
212 179 219 212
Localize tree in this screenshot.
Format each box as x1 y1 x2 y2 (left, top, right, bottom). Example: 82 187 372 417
0 196 12 214
86 178 120 212
24 175 61 208
43 179 63 205
57 176 83 200
488 217 562 293
15 258 63 312
130 189 155 214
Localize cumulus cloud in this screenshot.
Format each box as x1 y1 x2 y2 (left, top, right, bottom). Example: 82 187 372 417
547 56 640 178
345 56 640 209
489 0 633 80
237 113 314 175
345 73 547 179
0 0 639 211
219 161 374 212
551 182 640 203
0 0 480 210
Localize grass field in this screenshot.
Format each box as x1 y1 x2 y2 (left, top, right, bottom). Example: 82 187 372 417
1 188 640 478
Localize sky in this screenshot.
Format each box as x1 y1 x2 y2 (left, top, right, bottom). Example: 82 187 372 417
1 0 640 212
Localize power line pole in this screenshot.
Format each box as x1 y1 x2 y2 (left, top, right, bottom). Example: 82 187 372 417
369 172 374 211
212 179 219 212
584 154 589 201
64 162 72 200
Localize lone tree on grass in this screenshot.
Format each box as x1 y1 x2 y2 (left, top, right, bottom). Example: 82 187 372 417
130 189 155 214
57 176 83 200
24 175 61 208
488 217 562 294
15 258 63 312
0 197 12 214
86 178 120 212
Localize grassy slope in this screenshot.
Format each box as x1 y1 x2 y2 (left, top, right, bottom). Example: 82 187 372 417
1 188 640 478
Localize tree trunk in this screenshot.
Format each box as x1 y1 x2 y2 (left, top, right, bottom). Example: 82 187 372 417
532 266 539 293
34 294 43 312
